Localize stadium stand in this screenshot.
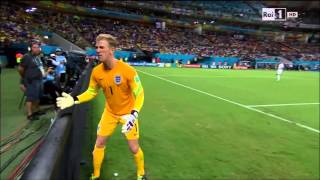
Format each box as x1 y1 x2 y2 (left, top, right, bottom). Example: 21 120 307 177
2 2 319 66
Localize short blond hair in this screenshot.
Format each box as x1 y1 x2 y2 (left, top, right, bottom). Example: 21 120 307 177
96 34 117 48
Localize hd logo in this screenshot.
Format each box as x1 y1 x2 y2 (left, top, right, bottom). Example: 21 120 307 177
262 8 287 21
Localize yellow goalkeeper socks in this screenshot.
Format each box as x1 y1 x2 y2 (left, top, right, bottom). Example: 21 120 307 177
92 146 105 177
134 147 145 176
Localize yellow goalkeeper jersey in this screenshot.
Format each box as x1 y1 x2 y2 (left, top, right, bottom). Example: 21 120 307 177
77 61 144 115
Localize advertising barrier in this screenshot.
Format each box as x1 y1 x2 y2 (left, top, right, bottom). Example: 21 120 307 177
128 62 235 69
233 66 249 70
182 64 201 68
210 65 232 69
128 62 159 67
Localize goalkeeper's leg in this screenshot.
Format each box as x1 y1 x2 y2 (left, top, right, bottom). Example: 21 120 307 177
92 136 107 178
126 120 146 178
134 146 145 178
128 139 145 178
92 111 118 178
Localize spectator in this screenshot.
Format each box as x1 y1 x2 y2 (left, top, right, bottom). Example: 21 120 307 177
54 48 67 88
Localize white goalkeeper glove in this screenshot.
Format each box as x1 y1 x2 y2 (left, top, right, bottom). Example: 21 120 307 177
121 110 138 133
56 92 77 110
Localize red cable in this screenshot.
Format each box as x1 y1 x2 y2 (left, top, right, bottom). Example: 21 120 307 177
7 138 43 180
7 137 44 180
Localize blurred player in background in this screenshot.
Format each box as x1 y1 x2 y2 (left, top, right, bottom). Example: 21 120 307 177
276 62 285 81
56 34 146 180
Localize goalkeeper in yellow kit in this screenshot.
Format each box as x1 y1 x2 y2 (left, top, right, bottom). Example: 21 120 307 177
56 34 146 180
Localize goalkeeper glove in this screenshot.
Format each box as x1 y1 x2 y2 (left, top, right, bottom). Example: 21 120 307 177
56 92 78 109
121 110 138 133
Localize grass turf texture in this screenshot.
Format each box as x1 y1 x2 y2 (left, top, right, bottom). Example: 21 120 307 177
80 67 319 180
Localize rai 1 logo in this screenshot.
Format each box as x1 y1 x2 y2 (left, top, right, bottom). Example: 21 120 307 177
262 8 298 21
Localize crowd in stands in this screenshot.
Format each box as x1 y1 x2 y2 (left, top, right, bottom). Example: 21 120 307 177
0 4 43 44
0 3 90 48
103 1 261 22
1 2 319 63
70 16 320 61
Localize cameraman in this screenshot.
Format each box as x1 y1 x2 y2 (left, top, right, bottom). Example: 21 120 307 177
43 67 62 108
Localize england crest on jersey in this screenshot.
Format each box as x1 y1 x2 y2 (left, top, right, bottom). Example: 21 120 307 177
114 75 122 85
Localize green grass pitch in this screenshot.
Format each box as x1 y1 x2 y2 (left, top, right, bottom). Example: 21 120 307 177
81 67 319 180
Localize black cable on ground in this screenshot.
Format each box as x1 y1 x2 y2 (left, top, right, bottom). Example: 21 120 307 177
0 135 44 173
0 120 47 154
0 121 30 142
0 121 32 147
1 106 54 147
8 138 44 180
1 131 35 155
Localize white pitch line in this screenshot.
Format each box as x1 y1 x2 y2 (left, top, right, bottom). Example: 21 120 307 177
156 75 309 80
138 70 320 134
157 75 274 79
247 103 320 107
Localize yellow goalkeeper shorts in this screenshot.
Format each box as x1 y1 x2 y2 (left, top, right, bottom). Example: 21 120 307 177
97 110 139 140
